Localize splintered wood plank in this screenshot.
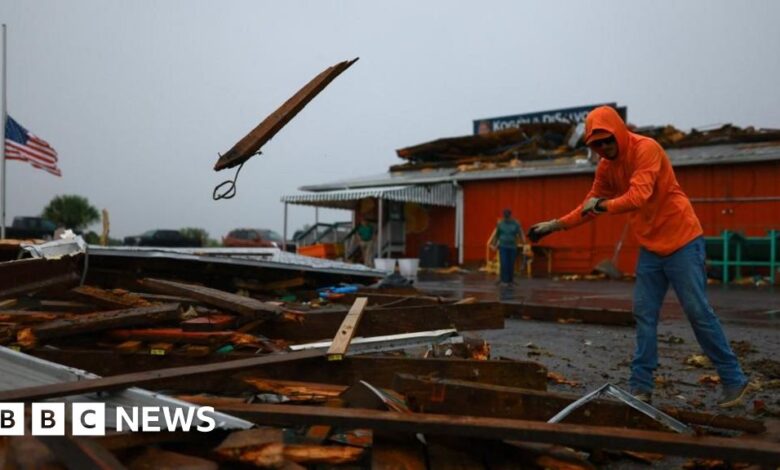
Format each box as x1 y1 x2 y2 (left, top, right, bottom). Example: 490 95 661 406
327 297 368 361
283 445 363 465
139 278 282 319
213 428 298 469
107 328 237 345
71 285 152 309
243 379 346 402
115 340 143 354
0 311 62 323
0 349 324 403
212 403 780 465
260 302 504 342
181 314 236 332
17 303 182 345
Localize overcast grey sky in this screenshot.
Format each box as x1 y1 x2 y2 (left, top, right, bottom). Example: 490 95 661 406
2 1 779 240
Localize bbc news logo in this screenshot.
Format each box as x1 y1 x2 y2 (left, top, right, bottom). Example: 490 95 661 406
0 403 217 436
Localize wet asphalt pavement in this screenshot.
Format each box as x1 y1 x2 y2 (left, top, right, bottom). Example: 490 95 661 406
415 272 780 433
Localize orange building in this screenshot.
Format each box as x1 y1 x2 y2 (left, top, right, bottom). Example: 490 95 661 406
283 142 780 275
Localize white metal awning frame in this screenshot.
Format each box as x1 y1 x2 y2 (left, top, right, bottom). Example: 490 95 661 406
280 183 457 210
280 183 464 263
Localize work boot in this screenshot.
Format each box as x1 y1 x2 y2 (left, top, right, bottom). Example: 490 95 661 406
717 381 756 409
631 390 652 404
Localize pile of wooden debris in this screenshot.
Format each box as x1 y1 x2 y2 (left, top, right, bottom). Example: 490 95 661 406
0 238 776 469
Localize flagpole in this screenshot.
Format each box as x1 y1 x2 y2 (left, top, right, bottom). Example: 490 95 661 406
1 24 6 239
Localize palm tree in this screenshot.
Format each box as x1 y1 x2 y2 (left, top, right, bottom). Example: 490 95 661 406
42 195 100 231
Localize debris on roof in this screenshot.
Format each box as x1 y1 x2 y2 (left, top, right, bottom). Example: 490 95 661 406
392 122 780 173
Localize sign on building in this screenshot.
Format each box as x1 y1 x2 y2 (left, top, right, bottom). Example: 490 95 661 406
473 103 627 135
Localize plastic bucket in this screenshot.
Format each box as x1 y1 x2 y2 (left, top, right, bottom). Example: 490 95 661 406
374 258 396 273
398 258 420 278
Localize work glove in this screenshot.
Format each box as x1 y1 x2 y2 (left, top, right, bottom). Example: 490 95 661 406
528 219 563 243
581 197 607 216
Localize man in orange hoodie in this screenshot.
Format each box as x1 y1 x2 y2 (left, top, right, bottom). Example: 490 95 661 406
529 106 752 408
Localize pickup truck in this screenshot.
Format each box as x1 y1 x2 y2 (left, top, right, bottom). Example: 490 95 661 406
4 216 57 240
123 229 201 247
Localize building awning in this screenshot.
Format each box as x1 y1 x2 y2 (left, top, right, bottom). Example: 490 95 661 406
280 183 456 209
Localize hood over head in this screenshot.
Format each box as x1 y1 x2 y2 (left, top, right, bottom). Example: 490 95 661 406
584 106 630 157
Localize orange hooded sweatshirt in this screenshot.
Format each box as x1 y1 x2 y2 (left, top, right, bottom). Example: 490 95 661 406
558 106 702 256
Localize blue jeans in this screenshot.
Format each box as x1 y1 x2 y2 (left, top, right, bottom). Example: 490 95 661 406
630 237 746 393
499 247 517 283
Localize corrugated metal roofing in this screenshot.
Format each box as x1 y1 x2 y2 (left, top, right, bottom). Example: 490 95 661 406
0 346 253 430
90 246 386 278
281 183 457 209
298 142 780 192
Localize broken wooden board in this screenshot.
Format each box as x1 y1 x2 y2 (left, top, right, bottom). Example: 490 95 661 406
213 58 358 171
107 328 241 345
391 374 766 434
244 378 346 403
0 349 324 402
17 303 182 346
0 311 63 323
326 297 368 361
260 302 504 342
71 285 152 310
181 314 237 332
213 427 360 467
26 350 546 395
0 256 82 300
214 403 780 465
139 278 282 319
503 302 634 326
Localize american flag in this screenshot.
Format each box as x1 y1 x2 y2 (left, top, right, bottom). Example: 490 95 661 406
5 115 61 177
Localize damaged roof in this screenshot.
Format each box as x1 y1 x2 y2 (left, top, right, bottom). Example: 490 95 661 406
297 141 780 192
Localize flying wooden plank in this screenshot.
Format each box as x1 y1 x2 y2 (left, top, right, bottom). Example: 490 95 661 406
213 58 358 171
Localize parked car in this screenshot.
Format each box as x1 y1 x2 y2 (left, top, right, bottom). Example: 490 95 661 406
223 228 283 248
4 216 57 240
123 229 201 247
